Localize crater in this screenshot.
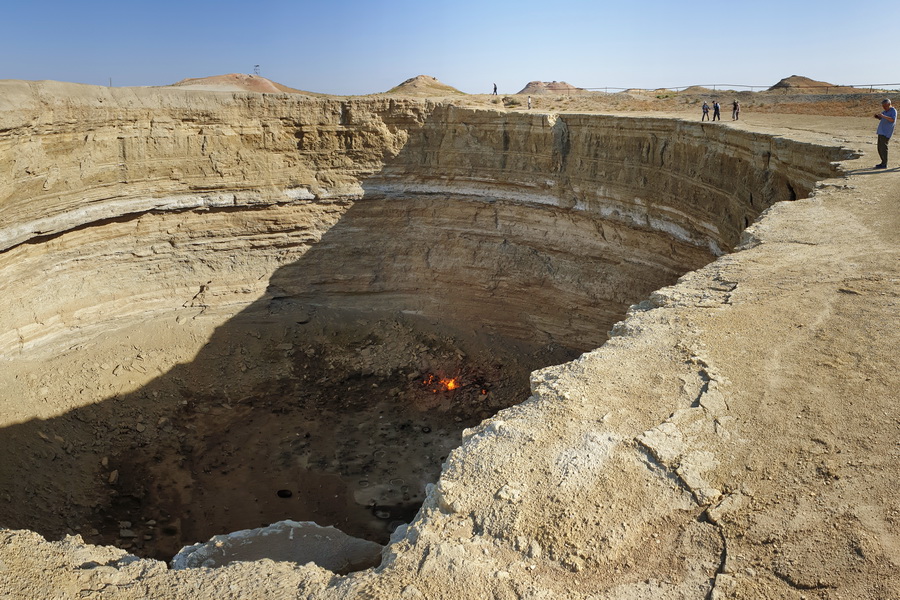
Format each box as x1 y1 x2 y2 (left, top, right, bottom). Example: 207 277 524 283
0 92 846 569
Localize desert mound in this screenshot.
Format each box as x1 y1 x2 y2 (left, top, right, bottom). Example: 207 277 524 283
679 85 715 94
517 80 584 95
385 75 464 96
169 73 312 94
766 74 855 93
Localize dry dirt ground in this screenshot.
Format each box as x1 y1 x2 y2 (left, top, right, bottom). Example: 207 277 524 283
0 96 898 599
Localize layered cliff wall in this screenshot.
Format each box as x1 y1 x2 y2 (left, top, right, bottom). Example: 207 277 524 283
0 83 844 358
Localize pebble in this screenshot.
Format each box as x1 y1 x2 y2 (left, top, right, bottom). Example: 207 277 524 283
108 470 119 484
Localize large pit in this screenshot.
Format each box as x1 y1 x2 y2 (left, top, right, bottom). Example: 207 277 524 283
0 87 845 569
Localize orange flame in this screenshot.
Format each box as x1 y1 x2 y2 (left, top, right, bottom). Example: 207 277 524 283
422 374 460 392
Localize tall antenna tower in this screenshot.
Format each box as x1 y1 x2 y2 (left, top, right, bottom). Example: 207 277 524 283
253 65 260 76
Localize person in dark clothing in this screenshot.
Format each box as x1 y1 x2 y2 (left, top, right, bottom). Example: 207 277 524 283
732 100 740 120
492 83 498 95
702 102 710 121
712 101 721 121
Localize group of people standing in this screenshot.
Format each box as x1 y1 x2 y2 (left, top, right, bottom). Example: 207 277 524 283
698 97 895 169
487 84 896 170
702 100 740 121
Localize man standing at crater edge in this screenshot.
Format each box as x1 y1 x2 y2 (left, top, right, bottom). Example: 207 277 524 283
874 98 896 169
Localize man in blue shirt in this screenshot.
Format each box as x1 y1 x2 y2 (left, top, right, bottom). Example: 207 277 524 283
874 98 897 169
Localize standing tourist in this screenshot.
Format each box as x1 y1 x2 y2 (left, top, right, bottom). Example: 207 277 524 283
732 100 741 120
492 83 498 95
702 101 710 121
873 98 896 169
527 96 532 110
712 101 721 121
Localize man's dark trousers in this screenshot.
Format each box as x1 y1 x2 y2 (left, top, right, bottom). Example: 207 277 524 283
878 134 890 166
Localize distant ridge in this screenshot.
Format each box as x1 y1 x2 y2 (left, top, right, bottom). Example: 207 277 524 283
767 75 854 93
385 75 464 96
517 81 584 95
169 73 314 95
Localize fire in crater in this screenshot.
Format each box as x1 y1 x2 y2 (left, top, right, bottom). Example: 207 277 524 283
422 374 460 393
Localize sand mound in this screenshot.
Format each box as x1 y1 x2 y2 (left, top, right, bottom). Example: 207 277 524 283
516 80 584 95
679 85 715 94
767 74 855 93
169 73 312 94
385 75 464 96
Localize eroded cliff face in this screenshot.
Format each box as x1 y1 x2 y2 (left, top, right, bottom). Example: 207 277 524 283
0 84 842 358
0 83 856 596
0 83 428 356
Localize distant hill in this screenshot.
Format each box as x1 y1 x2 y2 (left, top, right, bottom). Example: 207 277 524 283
679 85 715 94
517 81 585 95
169 73 314 94
767 75 855 93
385 75 464 96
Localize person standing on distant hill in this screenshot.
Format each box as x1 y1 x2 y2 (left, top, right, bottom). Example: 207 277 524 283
527 96 532 110
712 101 721 121
492 83 498 95
873 98 896 169
702 101 710 121
732 100 741 120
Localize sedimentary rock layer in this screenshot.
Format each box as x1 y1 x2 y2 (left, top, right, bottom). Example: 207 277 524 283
0 83 844 357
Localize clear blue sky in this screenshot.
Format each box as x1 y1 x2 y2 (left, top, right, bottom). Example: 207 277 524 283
2 0 896 95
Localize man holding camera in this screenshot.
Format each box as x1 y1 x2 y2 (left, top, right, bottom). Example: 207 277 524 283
874 98 897 169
